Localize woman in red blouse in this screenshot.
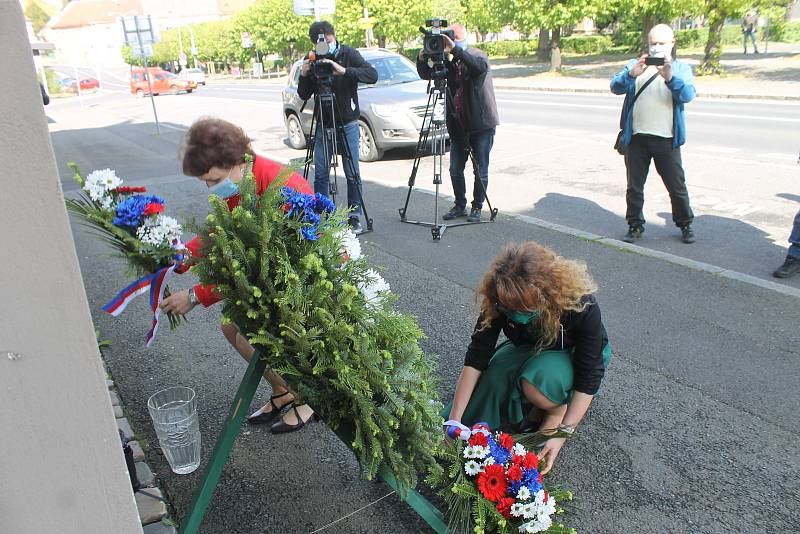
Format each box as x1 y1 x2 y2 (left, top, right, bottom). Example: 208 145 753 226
161 117 317 433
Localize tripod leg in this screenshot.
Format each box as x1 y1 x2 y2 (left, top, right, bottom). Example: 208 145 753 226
339 121 373 231
400 87 440 221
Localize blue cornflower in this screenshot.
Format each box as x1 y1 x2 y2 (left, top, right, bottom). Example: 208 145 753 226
313 193 335 214
113 194 164 228
508 479 524 496
488 436 512 465
303 211 321 226
523 468 543 494
301 225 320 241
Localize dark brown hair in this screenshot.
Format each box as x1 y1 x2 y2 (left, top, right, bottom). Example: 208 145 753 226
477 242 597 352
181 117 253 177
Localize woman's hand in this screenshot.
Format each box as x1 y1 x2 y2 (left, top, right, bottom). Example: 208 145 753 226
160 289 197 315
537 437 566 476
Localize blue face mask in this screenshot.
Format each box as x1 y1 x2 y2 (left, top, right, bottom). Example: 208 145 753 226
210 177 239 199
328 40 338 56
454 40 468 51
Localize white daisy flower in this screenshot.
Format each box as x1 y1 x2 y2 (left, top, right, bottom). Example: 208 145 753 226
472 445 489 459
482 456 495 467
533 489 547 505
516 486 531 501
464 460 482 476
521 502 538 519
510 503 525 518
512 443 527 456
519 518 550 533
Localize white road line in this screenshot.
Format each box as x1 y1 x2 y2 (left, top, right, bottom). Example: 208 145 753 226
495 98 800 122
493 143 576 164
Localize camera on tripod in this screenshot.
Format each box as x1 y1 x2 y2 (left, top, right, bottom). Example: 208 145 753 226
420 18 455 69
309 33 336 85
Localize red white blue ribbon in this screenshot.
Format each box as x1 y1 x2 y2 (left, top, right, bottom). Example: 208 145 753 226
102 264 177 347
444 420 491 441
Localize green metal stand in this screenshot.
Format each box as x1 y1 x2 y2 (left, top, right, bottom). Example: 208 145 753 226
179 349 448 533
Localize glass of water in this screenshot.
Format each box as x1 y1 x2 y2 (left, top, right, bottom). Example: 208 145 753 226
147 387 201 474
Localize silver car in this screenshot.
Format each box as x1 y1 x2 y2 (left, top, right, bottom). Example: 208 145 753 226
282 48 439 162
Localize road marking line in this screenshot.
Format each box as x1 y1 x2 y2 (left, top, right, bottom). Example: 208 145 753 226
493 143 576 164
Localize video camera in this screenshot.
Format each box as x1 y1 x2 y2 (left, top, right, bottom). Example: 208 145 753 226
309 34 336 85
419 19 454 78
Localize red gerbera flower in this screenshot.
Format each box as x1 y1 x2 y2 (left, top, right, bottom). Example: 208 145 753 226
143 203 165 216
497 432 515 450
506 464 523 482
495 497 515 519
523 452 539 470
468 432 488 447
476 464 508 502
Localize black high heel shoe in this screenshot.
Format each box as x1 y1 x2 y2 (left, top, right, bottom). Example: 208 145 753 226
270 403 319 434
246 391 293 425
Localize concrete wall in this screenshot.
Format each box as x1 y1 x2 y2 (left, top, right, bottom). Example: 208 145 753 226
0 2 143 533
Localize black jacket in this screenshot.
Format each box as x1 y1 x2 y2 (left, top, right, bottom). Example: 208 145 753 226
464 295 609 396
297 44 378 125
416 46 499 135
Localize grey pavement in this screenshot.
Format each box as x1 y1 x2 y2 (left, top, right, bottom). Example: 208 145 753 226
56 117 800 532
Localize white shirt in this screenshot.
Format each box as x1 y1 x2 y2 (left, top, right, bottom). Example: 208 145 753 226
632 66 673 138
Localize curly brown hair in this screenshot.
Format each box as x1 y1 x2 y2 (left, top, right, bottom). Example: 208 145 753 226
477 241 598 352
181 117 254 177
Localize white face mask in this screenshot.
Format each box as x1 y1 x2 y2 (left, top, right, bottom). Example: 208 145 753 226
649 43 673 58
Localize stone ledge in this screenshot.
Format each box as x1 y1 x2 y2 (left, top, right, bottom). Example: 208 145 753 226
135 488 167 525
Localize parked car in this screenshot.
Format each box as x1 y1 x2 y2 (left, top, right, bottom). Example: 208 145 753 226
130 68 197 97
180 68 206 85
59 76 99 93
282 48 441 162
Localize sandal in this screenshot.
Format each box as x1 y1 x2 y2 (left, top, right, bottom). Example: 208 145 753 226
246 391 293 425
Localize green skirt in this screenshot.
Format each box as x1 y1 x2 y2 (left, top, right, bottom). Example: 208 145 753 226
444 341 613 431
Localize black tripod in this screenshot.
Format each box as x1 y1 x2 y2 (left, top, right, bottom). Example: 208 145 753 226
302 77 373 234
399 73 497 241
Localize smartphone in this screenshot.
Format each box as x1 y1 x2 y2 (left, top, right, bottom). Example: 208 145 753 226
645 56 665 66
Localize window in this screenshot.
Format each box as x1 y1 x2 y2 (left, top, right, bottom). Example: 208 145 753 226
360 56 419 87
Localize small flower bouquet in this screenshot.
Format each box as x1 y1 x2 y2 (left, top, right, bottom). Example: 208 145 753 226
428 423 576 534
65 164 186 344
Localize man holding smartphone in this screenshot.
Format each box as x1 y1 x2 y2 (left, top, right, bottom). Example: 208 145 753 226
611 24 697 244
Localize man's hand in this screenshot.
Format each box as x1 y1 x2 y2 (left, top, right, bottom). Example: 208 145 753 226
160 289 197 315
629 55 647 77
319 59 346 76
443 34 455 53
537 437 566 476
300 59 311 77
658 55 673 82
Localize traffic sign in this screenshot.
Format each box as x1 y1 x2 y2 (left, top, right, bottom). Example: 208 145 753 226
179 52 188 65
293 0 335 16
358 16 377 29
241 32 253 48
132 43 153 58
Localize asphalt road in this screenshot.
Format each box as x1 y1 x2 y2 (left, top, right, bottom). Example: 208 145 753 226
47 87 800 533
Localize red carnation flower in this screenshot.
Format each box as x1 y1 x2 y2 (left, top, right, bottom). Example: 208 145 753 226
497 433 515 450
468 432 488 447
476 464 508 503
506 464 523 482
144 203 165 216
495 497 515 519
512 454 525 466
523 452 539 470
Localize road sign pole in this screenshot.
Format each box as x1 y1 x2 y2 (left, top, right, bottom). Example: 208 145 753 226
134 15 161 135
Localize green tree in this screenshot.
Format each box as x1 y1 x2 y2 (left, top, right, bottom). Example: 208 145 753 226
25 0 51 34
462 0 507 41
234 0 314 67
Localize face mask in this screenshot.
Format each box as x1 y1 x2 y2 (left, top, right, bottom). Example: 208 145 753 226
649 43 672 58
454 40 468 51
210 177 239 199
328 39 338 56
499 305 541 325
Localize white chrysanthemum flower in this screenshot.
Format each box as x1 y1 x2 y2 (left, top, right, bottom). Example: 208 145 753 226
512 443 527 456
463 445 477 459
84 168 121 208
472 445 489 459
137 215 182 247
338 228 362 260
482 456 495 467
534 514 553 532
516 486 531 501
464 460 482 476
358 268 390 305
540 497 556 516
533 489 547 505
510 503 525 518
522 502 538 519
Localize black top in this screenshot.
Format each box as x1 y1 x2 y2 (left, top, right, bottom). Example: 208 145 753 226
416 46 499 135
297 44 378 125
464 295 608 395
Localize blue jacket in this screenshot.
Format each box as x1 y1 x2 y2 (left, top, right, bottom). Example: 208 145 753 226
610 58 696 149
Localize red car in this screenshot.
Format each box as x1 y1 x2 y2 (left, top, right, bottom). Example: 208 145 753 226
130 68 196 97
61 77 100 93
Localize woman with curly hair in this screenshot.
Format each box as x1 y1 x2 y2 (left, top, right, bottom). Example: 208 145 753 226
160 117 317 434
445 241 612 474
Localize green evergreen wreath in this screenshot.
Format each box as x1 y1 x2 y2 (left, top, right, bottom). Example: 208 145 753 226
191 162 443 492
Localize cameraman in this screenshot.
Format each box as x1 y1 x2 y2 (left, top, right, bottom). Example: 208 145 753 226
298 21 378 234
416 23 499 223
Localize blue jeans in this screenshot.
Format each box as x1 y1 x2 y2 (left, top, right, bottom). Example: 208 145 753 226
788 209 800 258
313 120 363 218
449 128 495 210
743 30 758 52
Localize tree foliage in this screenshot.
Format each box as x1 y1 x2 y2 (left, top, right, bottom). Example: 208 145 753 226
25 0 51 34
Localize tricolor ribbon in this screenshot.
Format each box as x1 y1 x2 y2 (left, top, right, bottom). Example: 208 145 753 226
444 420 491 441
102 264 177 347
